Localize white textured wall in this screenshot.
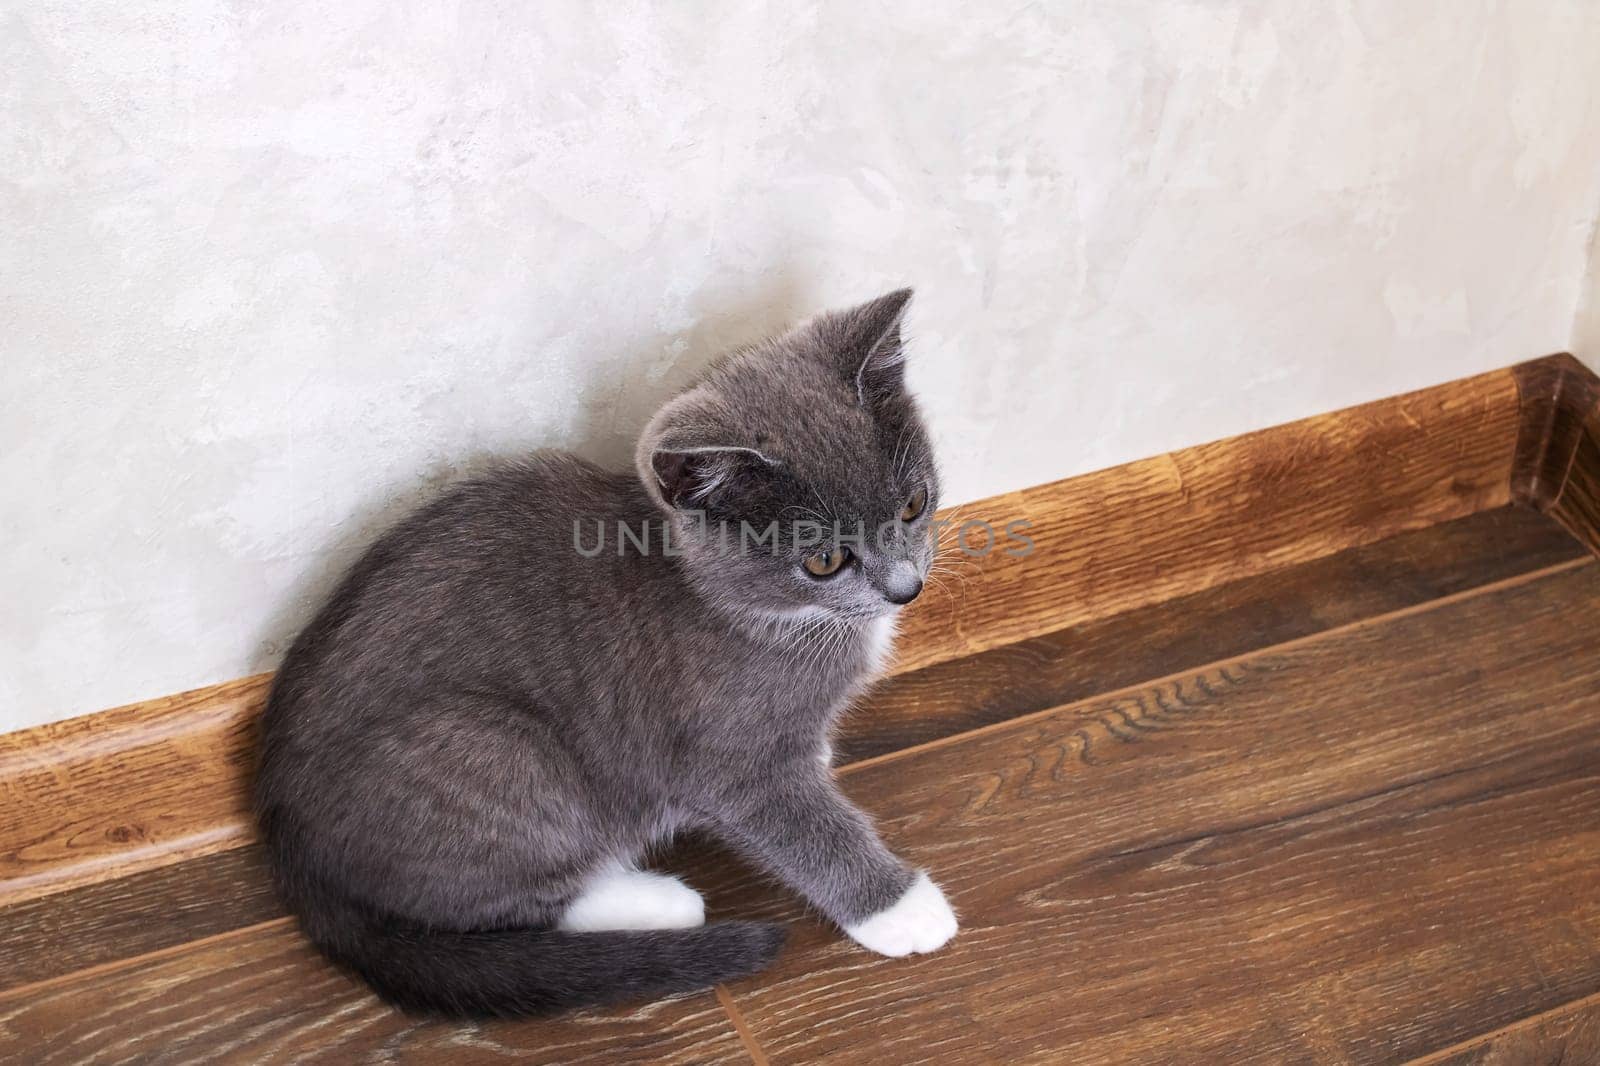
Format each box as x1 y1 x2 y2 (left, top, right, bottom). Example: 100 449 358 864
5 1 1600 732
1574 216 1600 369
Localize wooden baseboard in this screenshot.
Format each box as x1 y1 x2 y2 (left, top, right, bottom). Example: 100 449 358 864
895 356 1524 671
2 354 1589 910
0 676 266 909
1513 353 1600 555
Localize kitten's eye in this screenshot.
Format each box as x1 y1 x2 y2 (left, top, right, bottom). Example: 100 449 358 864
802 546 852 578
899 486 928 523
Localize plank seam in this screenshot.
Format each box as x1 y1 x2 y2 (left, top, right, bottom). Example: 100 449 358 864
1400 986 1600 1066
0 916 294 1006
1097 730 1600 872
838 556 1595 778
715 984 772 1066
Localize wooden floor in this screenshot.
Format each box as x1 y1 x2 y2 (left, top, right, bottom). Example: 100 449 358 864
3 505 1600 1064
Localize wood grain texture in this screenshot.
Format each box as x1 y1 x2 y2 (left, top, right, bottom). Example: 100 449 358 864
891 363 1522 673
0 675 266 909
842 506 1584 763
0 365 1534 913
0 923 752 1066
724 562 1600 1065
1414 994 1600 1065
1560 422 1600 556
1513 352 1600 556
0 845 278 993
0 509 1578 998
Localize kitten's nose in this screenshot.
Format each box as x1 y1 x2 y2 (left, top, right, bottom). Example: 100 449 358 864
883 566 924 605
884 579 923 606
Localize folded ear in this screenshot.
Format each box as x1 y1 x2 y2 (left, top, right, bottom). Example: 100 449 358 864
648 446 774 511
838 287 913 407
634 389 781 515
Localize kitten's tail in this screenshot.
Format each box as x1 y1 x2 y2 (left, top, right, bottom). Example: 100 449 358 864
297 890 786 1018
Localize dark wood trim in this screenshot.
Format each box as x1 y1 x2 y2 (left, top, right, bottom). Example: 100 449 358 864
1512 352 1600 555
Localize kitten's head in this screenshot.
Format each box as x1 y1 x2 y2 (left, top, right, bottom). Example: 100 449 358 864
636 289 940 623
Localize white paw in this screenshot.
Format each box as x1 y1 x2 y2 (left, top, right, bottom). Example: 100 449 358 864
558 867 705 932
844 872 958 957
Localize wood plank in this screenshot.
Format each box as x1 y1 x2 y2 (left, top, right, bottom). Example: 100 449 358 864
0 846 278 993
0 674 264 908
0 924 754 1066
892 363 1522 672
1413 994 1600 1065
844 506 1583 763
0 510 1578 993
722 562 1600 1064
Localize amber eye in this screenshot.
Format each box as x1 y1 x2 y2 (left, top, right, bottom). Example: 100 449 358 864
899 486 928 523
802 546 852 578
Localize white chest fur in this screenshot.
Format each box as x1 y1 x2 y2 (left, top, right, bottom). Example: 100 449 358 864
862 615 899 680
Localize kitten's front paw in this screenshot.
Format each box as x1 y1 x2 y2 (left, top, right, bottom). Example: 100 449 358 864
844 872 958 957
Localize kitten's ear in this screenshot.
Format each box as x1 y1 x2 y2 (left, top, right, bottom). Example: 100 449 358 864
635 390 779 514
836 288 913 407
648 447 750 510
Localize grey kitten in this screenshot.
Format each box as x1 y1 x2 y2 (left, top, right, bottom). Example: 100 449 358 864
255 289 958 1018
